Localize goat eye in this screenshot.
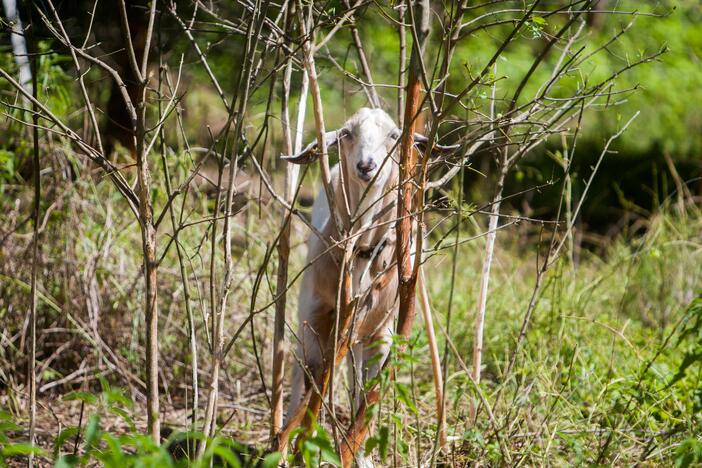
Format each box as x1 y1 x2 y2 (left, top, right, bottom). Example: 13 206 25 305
339 128 352 140
390 129 401 140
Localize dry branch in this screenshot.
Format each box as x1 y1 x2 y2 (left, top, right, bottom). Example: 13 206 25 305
27 14 40 466
272 3 307 436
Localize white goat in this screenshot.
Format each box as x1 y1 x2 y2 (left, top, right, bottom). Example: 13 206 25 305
282 107 454 463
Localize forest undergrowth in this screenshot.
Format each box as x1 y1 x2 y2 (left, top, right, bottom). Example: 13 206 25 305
1 147 701 465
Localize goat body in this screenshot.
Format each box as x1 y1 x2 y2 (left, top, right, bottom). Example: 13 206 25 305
286 108 401 421
282 107 456 463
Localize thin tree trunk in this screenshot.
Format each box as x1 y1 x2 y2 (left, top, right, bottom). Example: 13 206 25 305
271 92 294 440
397 1 406 126
137 93 160 441
141 222 160 441
27 11 39 465
418 267 446 447
470 156 507 422
396 0 430 344
271 8 307 434
118 0 161 441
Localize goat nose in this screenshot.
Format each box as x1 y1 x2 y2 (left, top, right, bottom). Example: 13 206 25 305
356 160 377 173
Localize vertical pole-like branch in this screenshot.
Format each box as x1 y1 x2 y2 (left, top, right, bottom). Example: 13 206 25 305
470 62 502 422
396 1 407 126
270 59 294 446
396 0 429 342
417 268 446 447
27 9 40 465
296 0 347 233
272 2 305 436
118 0 160 441
470 151 507 422
138 81 160 446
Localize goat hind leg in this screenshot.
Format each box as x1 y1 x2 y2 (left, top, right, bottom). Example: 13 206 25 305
350 326 392 468
347 342 365 413
286 303 333 425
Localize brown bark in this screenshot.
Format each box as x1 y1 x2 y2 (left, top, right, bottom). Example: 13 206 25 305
122 0 160 442
141 222 160 441
271 9 302 434
339 76 422 468
136 80 160 442
418 268 446 447
396 72 422 338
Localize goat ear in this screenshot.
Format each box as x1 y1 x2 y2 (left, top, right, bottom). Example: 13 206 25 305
281 130 340 164
413 132 460 157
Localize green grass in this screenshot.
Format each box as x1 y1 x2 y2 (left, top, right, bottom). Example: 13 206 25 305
406 206 702 465
1 143 701 466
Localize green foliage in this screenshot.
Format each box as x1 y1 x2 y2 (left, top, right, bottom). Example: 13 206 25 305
455 1 702 157
668 297 702 385
675 438 702 468
0 385 282 467
418 205 702 465
364 425 389 463
291 422 340 467
0 411 47 466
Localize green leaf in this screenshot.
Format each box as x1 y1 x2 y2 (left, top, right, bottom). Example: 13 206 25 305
63 391 98 405
109 406 136 432
301 440 317 467
83 415 101 453
211 444 242 468
310 435 339 466
54 455 78 468
98 432 126 465
667 351 702 387
261 452 282 468
532 16 547 26
1 442 47 457
394 382 418 415
53 427 79 458
675 438 702 468
364 437 378 457
0 420 21 434
377 426 390 461
104 388 133 409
